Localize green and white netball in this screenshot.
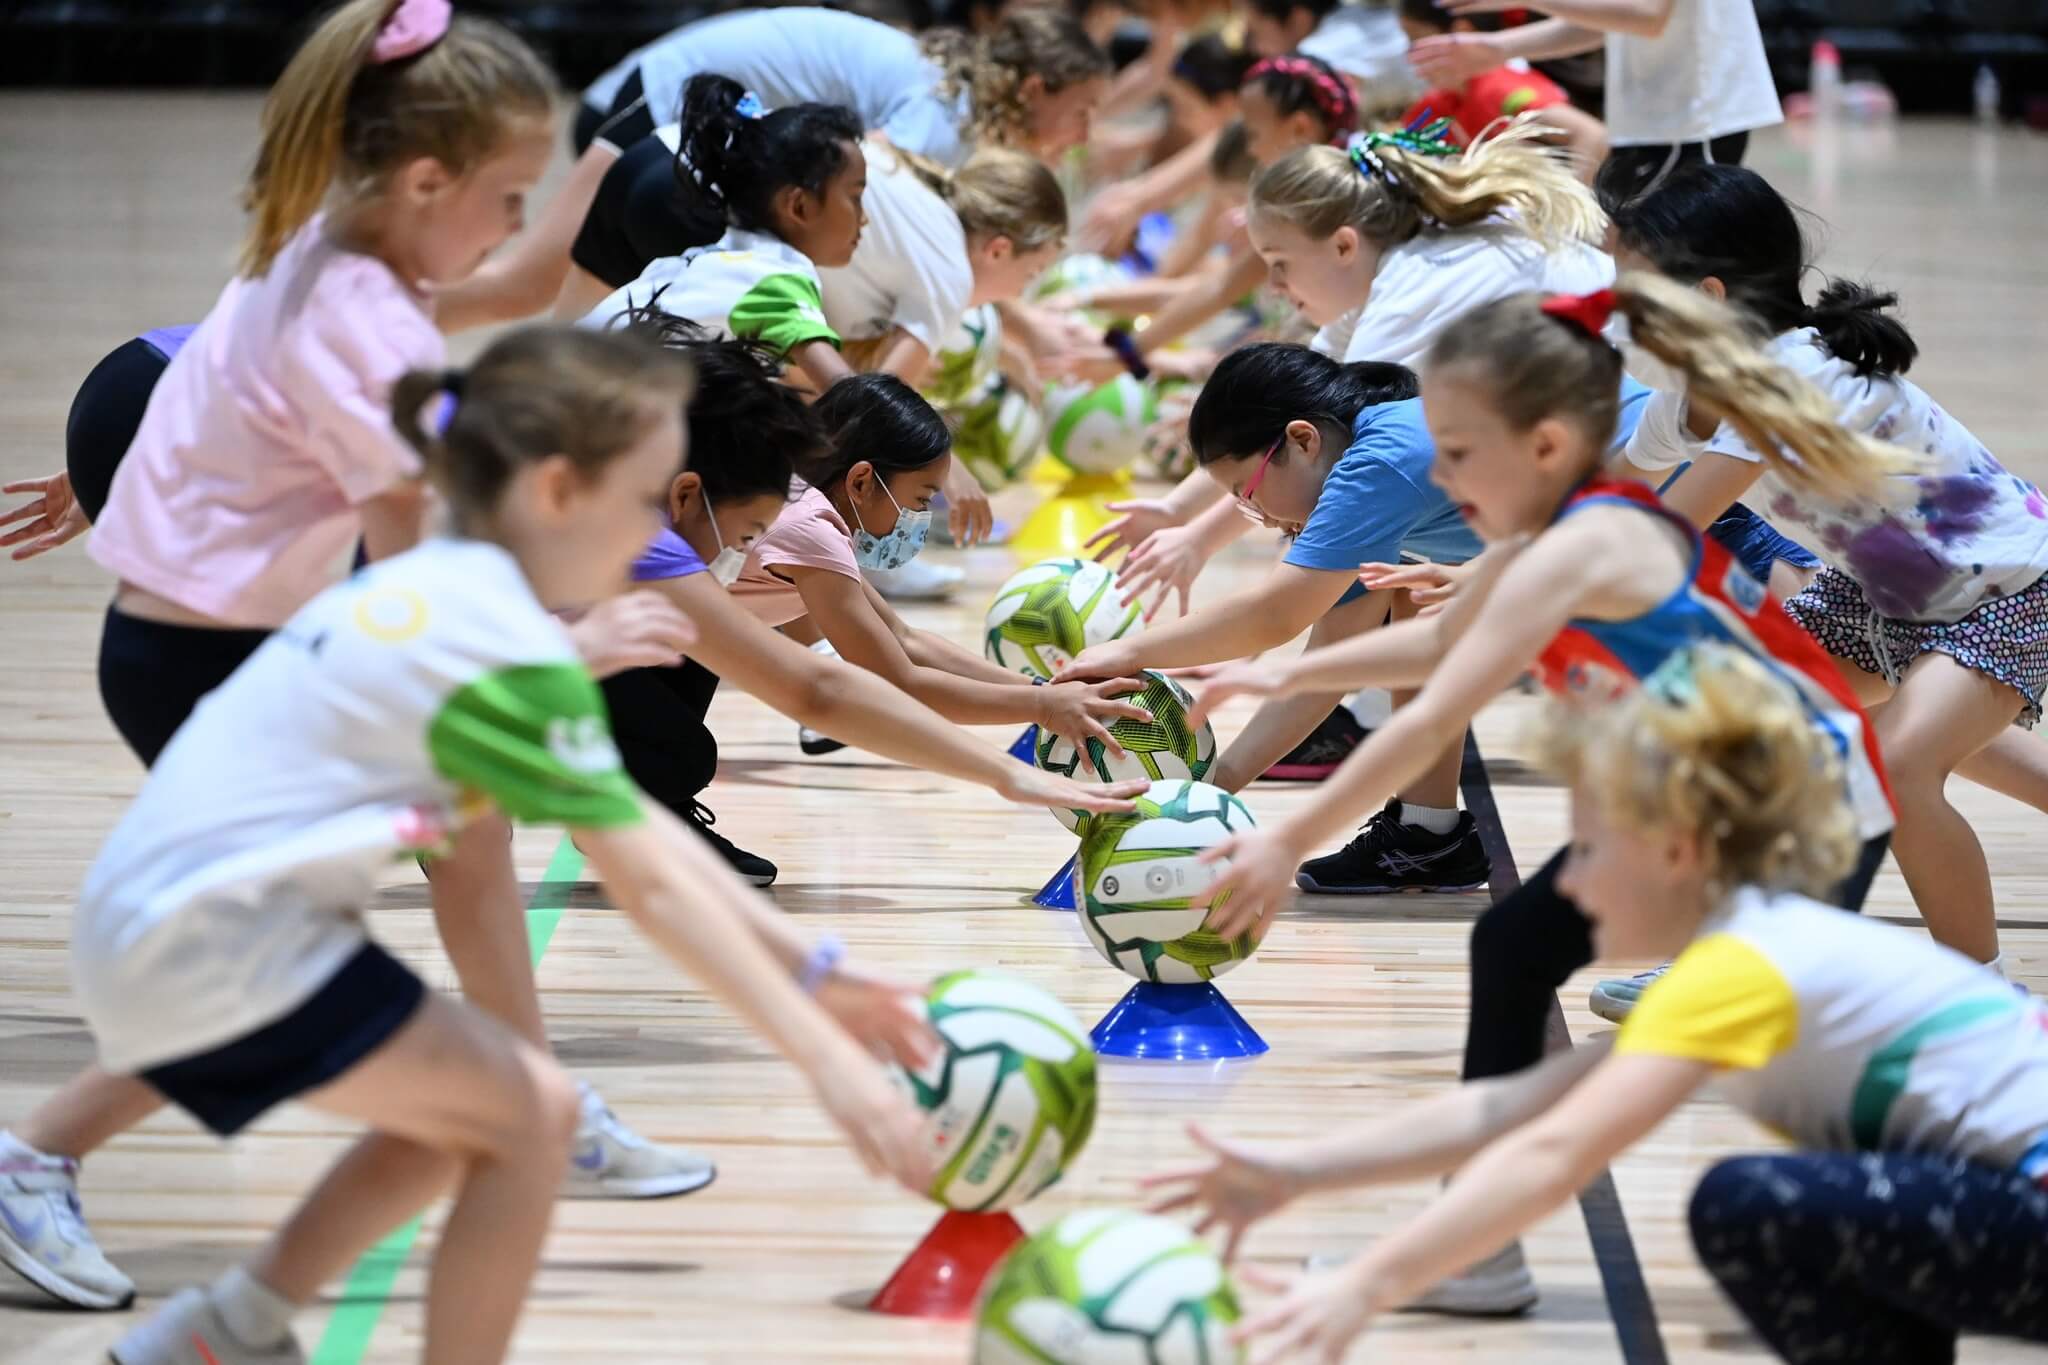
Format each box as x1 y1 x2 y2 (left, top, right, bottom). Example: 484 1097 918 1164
1035 671 1215 832
895 970 1097 1213
1045 375 1159 477
1077 780 1264 984
927 304 1004 407
975 1208 1242 1365
985 557 1143 681
953 380 1048 492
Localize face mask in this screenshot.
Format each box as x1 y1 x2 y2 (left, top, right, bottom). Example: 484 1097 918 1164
702 499 746 587
850 478 932 570
1610 315 1688 394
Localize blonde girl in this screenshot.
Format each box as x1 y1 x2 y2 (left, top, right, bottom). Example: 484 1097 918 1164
1186 277 1895 1312
90 326 929 1365
1153 646 2048 1365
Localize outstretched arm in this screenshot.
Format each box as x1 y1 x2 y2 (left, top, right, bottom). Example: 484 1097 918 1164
434 142 621 333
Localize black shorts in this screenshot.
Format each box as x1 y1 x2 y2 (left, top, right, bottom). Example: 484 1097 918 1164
571 129 724 291
576 68 656 156
98 606 271 766
1597 130 1751 210
66 335 174 524
142 942 426 1136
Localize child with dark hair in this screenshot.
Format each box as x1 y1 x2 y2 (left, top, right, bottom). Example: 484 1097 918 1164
1395 0 1606 179
1241 0 1412 101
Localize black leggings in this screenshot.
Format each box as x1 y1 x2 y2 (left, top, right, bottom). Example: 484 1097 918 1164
1691 1151 2048 1364
600 659 722 817
98 606 270 766
1462 833 1890 1081
66 335 173 524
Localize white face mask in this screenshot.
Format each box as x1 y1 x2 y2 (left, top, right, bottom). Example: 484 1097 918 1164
1610 315 1688 394
703 500 746 588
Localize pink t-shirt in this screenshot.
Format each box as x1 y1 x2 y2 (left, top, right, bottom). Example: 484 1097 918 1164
90 219 441 628
728 486 861 627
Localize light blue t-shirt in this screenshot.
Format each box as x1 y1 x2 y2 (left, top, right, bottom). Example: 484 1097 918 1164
584 8 973 170
1286 399 1483 577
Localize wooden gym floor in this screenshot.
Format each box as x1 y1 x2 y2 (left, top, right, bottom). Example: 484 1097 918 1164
3 94 2047 1363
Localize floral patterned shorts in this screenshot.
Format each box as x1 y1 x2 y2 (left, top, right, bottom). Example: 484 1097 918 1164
1784 567 2048 728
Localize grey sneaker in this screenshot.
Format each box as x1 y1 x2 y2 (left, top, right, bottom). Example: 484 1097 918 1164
110 1286 303 1365
1401 1241 1539 1316
866 560 964 602
1587 963 1673 1024
0 1136 134 1309
561 1086 716 1200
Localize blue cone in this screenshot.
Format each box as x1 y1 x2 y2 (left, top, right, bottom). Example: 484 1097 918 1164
1090 980 1269 1060
1008 725 1039 764
1032 854 1077 911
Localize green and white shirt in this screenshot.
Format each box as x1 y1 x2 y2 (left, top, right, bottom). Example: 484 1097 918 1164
73 538 642 1073
1617 888 2048 1170
584 226 840 357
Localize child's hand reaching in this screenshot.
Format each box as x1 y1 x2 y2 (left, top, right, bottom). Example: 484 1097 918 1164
1037 677 1153 755
567 591 697 678
1053 640 1146 685
1186 661 1286 729
999 767 1152 816
0 471 89 561
1142 1122 1306 1264
1231 1259 1385 1365
1197 825 1302 939
1358 559 1472 612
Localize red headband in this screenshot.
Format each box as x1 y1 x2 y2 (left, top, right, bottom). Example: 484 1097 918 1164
1540 288 1617 338
1244 56 1358 146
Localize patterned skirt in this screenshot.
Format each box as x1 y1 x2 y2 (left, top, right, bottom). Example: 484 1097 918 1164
1784 566 2048 728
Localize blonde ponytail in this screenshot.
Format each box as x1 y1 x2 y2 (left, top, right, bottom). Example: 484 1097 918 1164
1614 272 1918 501
891 144 1067 253
1250 114 1604 252
239 0 556 278
1541 645 1858 899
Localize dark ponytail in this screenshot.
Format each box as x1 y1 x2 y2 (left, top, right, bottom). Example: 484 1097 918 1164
1187 342 1418 465
1609 161 1918 379
674 74 864 240
807 374 953 488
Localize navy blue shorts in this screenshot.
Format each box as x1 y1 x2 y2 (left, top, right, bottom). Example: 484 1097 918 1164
141 942 426 1137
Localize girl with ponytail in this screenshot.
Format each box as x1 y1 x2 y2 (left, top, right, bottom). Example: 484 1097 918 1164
1612 161 2048 978
1177 275 1899 1316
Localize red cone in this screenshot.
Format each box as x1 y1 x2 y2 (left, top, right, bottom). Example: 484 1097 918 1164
868 1209 1027 1319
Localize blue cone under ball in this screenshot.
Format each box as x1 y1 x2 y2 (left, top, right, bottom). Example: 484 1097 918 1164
1032 854 1077 911
1008 725 1040 764
1090 980 1269 1060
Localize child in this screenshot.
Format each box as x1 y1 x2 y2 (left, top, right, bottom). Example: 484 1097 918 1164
576 6 1109 164
1611 161 2048 974
1240 0 1413 102
1186 278 1895 1312
600 320 1146 883
1394 0 1606 179
92 324 930 1365
728 373 1150 749
1150 645 2048 1365
1060 343 1489 891
558 74 868 341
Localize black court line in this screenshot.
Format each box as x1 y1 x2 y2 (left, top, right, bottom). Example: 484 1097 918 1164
1459 730 1670 1365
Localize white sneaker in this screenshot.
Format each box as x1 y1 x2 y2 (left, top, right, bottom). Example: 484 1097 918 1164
1306 1240 1536 1317
798 638 847 756
1587 963 1672 1024
866 560 964 602
111 1286 303 1365
561 1086 716 1200
0 1135 134 1309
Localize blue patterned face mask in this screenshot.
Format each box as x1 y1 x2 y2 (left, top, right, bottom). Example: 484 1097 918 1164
850 479 932 570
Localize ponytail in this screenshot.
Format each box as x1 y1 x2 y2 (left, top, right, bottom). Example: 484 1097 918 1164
1609 161 1920 380
893 145 1068 253
1187 342 1417 464
1250 114 1603 253
807 374 953 488
1241 53 1358 145
240 0 555 277
922 9 1109 150
1614 272 1915 499
673 74 864 244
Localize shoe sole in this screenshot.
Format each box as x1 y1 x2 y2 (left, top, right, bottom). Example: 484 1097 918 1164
1399 1274 1540 1318
1586 987 1635 1024
561 1165 718 1201
798 739 847 756
0 1227 133 1310
1294 874 1489 895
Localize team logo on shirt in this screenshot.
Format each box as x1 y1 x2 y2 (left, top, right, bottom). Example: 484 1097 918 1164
1721 561 1767 614
353 588 430 643
547 715 623 775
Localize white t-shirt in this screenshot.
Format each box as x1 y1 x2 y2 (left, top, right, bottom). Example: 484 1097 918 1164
583 227 840 357
818 145 974 352
1297 4 1417 103
1604 0 1783 145
585 8 974 169
1624 328 2048 622
1619 887 2048 1170
1316 222 1614 368
73 539 643 1074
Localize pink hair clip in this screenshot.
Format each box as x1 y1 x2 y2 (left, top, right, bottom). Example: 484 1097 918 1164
371 0 452 64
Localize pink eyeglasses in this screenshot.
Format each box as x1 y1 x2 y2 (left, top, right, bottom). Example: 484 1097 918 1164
1233 434 1282 524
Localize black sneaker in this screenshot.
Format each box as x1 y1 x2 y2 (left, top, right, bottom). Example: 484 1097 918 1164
798 723 847 756
684 800 778 887
1262 706 1367 782
1295 800 1489 894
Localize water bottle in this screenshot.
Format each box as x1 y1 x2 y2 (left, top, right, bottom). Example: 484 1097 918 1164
1810 40 1842 119
1975 64 2001 125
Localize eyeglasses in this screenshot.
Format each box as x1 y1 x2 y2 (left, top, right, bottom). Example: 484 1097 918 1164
1233 434 1282 525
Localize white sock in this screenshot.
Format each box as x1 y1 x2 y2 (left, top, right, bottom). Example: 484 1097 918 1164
1401 802 1461 836
1987 952 2012 981
1347 688 1393 729
209 1266 295 1349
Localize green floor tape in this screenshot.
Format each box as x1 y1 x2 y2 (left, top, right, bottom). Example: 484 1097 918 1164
308 836 584 1365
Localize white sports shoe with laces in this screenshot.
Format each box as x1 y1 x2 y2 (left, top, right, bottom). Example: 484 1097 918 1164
111 1285 302 1365
0 1131 134 1309
561 1085 716 1200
